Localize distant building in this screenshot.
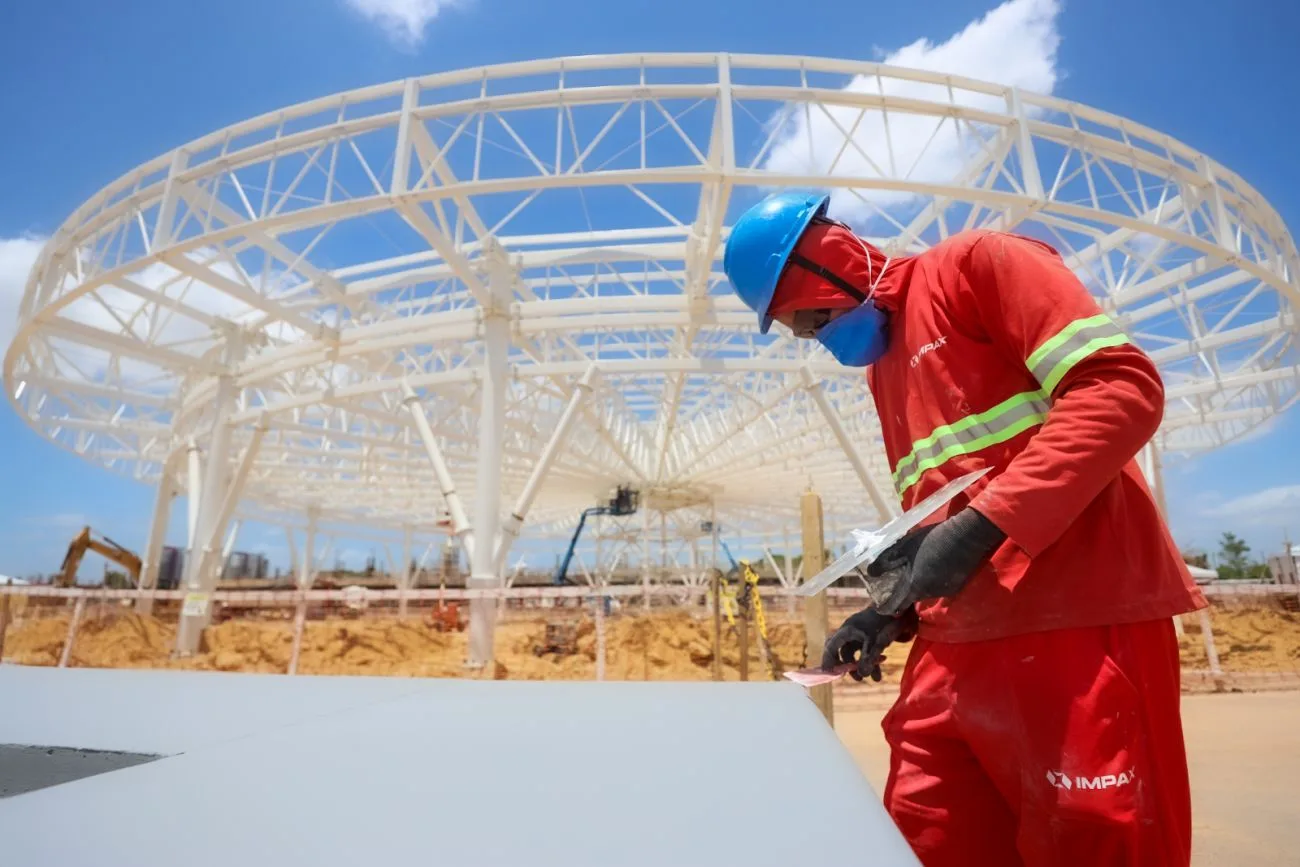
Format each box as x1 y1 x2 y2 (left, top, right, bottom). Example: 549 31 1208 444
1267 547 1299 585
159 547 184 589
222 551 269 581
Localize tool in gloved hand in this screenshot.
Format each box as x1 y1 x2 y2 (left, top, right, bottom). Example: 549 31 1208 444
795 468 991 601
821 606 920 682
868 507 1005 616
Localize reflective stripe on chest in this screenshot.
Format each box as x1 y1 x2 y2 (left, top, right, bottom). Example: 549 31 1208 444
891 313 1130 497
891 390 1050 496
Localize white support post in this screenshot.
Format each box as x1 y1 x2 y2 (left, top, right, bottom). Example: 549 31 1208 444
176 347 241 655
189 422 266 593
401 380 475 562
221 520 242 565
660 511 669 585
299 509 318 590
641 506 652 612
494 365 599 571
284 526 299 581
466 247 513 667
186 439 202 546
399 525 413 617
138 467 177 615
800 367 898 523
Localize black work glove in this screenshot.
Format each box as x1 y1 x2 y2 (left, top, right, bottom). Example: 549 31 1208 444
821 606 919 682
867 507 1005 616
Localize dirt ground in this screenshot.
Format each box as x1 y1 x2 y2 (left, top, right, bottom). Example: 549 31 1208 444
3 601 1298 684
1177 604 1300 673
834 689 1300 866
0 607 855 682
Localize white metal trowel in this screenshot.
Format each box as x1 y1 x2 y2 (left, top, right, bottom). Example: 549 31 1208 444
794 467 992 602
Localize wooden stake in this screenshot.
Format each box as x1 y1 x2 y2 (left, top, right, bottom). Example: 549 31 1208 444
1199 607 1223 689
287 598 308 675
801 490 833 725
711 568 722 681
59 597 86 669
594 595 606 681
0 594 11 661
738 602 749 682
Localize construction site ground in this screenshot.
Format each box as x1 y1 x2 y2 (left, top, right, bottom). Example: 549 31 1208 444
3 601 1299 864
4 600 1299 681
837 690 1300 867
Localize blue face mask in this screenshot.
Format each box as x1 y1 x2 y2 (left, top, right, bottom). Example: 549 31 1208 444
816 302 890 367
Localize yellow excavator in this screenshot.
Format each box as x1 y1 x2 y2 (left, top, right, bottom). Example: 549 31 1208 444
58 527 142 588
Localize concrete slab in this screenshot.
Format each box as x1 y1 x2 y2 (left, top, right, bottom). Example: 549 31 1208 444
0 667 919 866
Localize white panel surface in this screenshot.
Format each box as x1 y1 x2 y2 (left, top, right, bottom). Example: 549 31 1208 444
0 667 919 866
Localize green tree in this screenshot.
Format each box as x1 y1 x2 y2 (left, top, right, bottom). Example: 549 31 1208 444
1182 550 1210 569
103 569 132 589
1217 532 1253 580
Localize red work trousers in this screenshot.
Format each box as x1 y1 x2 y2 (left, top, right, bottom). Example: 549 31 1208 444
882 618 1191 866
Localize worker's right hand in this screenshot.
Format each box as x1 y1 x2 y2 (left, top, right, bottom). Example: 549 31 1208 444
821 606 918 682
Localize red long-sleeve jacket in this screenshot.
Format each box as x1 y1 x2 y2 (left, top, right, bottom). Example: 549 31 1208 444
865 230 1205 642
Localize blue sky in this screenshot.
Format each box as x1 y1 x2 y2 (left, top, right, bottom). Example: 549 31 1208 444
1 0 1299 577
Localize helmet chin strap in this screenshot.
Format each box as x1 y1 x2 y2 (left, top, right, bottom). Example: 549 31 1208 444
852 233 891 304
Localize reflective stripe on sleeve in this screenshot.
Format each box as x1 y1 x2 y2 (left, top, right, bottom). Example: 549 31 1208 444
1026 313 1131 394
892 391 1049 496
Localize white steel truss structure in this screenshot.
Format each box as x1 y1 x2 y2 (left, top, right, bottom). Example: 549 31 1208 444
6 55 1299 649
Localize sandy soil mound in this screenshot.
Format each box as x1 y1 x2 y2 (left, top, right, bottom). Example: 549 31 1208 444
15 603 1294 684
1179 605 1300 672
3 610 174 668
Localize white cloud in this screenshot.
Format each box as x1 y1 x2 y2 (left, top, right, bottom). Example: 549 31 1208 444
342 0 458 47
761 0 1062 223
0 236 46 356
2 234 316 391
1201 484 1300 525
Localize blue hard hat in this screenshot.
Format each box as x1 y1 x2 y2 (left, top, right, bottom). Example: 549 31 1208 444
723 191 830 334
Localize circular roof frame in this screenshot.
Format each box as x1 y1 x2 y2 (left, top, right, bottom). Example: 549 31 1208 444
6 53 1297 547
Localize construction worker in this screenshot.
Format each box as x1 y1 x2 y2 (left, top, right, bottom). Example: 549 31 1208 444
723 192 1207 867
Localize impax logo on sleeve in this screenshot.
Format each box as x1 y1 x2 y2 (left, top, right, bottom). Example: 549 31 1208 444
909 336 948 368
1046 768 1137 791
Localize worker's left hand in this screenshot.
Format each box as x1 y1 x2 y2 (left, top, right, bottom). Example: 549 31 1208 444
868 507 1005 616
821 607 918 682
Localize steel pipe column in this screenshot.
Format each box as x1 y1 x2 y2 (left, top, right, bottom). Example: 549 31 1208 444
466 250 514 667
137 465 177 616
176 346 241 654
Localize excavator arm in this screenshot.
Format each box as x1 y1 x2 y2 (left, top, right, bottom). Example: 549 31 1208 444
58 527 143 587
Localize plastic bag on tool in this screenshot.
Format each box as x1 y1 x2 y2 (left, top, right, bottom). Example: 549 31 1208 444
794 468 992 601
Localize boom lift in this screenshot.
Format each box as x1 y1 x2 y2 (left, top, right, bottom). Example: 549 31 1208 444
552 485 640 585
58 527 143 588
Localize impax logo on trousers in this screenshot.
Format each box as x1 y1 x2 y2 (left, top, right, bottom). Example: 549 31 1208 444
1046 768 1137 791
909 336 948 367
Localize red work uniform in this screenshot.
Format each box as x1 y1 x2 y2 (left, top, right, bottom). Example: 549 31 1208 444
862 230 1206 867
